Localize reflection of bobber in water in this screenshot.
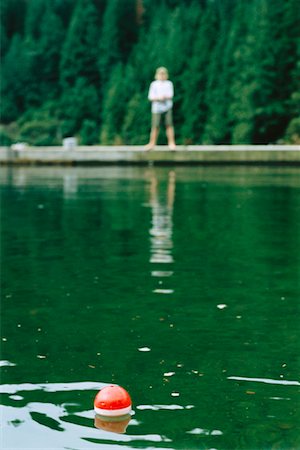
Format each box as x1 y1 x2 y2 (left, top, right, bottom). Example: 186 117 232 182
94 385 132 434
94 413 131 434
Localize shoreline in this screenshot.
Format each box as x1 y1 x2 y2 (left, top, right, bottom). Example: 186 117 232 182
1 145 300 165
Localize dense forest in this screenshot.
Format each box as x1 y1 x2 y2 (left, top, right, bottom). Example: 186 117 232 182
1 0 299 146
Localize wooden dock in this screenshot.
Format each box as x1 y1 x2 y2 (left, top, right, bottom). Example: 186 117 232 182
1 145 300 165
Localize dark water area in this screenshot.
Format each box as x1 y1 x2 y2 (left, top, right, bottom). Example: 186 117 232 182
1 165 300 450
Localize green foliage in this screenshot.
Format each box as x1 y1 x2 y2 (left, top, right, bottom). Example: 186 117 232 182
230 31 259 143
180 4 217 143
0 126 13 146
60 78 100 139
0 0 26 55
37 3 65 98
122 92 149 144
24 0 45 40
1 0 299 145
16 101 62 145
284 117 300 144
100 64 128 144
0 34 29 122
249 0 300 143
98 0 138 88
18 119 60 146
79 120 99 145
0 123 20 146
202 0 244 144
60 0 100 89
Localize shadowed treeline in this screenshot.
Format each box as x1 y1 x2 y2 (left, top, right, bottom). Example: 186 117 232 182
1 0 299 146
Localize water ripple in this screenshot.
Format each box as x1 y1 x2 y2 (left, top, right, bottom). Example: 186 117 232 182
0 381 106 394
228 376 300 386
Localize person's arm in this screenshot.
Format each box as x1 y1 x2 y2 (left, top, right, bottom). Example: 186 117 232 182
162 81 174 101
148 82 157 102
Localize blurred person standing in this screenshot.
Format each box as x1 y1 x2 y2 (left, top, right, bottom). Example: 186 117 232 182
145 67 176 150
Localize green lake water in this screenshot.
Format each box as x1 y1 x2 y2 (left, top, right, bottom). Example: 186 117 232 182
1 165 300 450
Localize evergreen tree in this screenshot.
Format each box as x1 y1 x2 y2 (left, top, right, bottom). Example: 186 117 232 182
252 0 300 142
121 61 152 144
100 64 128 144
122 91 149 144
122 4 172 143
128 2 170 82
0 1 46 121
0 35 29 122
20 0 51 109
101 1 171 144
180 4 217 143
60 77 100 139
80 119 99 145
21 39 43 108
229 2 259 143
202 1 237 144
0 0 26 56
161 3 203 142
24 0 45 40
282 0 300 143
37 1 65 100
59 0 101 139
98 0 138 88
60 0 100 89
52 0 78 29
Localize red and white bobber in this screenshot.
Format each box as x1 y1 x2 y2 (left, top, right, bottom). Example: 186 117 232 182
94 385 132 417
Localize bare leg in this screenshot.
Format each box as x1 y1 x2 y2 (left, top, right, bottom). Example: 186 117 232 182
166 126 176 149
145 127 159 150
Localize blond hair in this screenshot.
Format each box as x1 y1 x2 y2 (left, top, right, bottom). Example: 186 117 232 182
155 67 169 79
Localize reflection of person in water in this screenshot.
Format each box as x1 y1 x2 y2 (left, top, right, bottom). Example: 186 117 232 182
94 414 131 434
148 170 176 265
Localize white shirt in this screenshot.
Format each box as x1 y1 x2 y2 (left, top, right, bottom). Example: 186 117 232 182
148 80 174 113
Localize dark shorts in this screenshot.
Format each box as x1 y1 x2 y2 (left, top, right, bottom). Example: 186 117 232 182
152 109 173 128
